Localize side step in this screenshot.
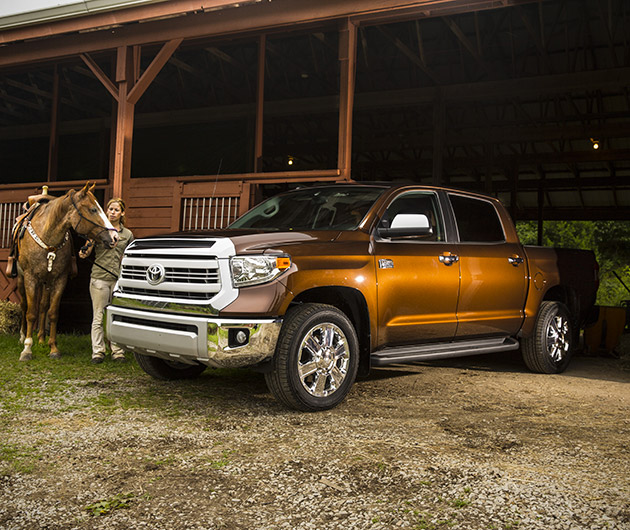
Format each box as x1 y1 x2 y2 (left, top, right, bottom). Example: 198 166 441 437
370 337 520 367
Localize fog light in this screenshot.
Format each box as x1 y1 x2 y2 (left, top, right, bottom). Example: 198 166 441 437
229 328 250 348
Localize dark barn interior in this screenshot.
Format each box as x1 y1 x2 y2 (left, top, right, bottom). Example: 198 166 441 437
0 0 628 329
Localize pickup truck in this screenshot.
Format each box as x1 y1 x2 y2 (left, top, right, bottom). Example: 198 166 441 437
105 185 599 411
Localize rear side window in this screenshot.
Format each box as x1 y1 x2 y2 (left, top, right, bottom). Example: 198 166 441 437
449 194 505 243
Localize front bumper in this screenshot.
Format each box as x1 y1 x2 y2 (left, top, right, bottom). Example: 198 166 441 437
105 305 282 368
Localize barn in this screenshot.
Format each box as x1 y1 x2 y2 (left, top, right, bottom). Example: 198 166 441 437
0 0 628 325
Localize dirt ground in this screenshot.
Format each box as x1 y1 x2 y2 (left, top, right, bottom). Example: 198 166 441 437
1 337 629 530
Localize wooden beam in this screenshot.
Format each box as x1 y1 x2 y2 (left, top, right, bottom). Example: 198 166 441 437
377 25 441 84
112 46 136 199
337 19 356 179
80 53 119 101
432 88 445 185
443 15 489 74
254 34 265 173
46 64 59 182
127 39 183 105
0 0 541 68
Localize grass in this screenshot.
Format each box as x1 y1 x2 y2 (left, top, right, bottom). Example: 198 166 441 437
0 441 38 474
0 331 252 477
85 492 135 516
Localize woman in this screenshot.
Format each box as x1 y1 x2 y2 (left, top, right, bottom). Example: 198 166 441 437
79 198 134 363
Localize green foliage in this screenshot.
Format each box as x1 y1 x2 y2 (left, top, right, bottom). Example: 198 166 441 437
516 220 630 306
85 492 135 516
0 441 37 474
451 497 470 508
206 449 233 469
0 300 21 335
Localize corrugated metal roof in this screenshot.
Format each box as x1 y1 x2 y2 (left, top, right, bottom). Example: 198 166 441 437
0 0 170 30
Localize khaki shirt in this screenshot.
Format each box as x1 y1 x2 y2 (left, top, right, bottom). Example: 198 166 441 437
91 226 134 281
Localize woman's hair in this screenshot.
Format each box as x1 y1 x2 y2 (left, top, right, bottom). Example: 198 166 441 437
107 198 126 226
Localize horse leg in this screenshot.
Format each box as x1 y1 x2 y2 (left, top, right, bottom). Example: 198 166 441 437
47 277 68 359
18 274 26 344
20 282 40 361
37 288 50 345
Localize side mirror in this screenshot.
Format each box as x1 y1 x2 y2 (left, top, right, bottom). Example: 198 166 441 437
377 213 433 238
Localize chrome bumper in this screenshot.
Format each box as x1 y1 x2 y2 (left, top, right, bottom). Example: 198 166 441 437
105 305 282 368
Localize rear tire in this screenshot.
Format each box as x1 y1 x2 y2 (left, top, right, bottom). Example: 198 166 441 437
265 303 359 411
522 301 574 374
134 353 206 380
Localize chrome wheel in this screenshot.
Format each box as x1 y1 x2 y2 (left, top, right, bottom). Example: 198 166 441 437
297 322 350 398
266 303 359 411
546 311 570 362
522 301 574 374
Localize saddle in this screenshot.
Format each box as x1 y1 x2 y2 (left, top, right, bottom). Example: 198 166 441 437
5 190 77 279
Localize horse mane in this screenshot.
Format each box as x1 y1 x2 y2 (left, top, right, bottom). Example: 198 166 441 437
37 189 75 243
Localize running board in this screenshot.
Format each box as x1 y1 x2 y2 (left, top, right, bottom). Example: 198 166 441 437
371 337 520 367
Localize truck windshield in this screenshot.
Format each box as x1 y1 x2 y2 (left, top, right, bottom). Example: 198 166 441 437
229 186 387 231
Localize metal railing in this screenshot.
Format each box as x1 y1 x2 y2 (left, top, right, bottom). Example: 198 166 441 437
0 202 23 248
181 196 240 231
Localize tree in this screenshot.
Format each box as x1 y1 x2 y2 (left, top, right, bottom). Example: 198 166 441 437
516 220 630 307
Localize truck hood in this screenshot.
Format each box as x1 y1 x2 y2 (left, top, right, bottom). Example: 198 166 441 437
158 229 344 254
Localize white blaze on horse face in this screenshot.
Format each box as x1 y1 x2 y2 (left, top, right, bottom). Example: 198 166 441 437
96 203 119 246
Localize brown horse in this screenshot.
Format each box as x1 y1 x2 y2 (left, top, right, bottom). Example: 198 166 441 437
17 182 119 361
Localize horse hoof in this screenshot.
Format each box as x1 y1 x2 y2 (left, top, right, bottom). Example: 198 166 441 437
49 352 61 360
19 352 33 362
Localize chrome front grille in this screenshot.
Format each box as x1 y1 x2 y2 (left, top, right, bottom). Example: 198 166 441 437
121 264 220 284
114 237 228 305
117 286 212 300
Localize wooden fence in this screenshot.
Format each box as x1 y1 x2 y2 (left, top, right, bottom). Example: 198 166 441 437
0 177 250 304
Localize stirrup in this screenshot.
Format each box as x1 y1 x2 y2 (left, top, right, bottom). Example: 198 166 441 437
5 256 17 278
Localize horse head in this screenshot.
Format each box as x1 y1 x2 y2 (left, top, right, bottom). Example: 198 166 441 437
69 182 119 248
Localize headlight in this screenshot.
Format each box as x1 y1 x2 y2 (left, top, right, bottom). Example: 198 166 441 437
230 255 291 287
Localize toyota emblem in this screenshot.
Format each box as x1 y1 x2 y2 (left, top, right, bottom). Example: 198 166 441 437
146 263 166 285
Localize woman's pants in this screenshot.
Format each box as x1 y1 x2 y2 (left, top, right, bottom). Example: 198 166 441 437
89 278 124 356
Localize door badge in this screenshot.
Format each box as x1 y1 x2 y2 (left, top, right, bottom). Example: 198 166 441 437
378 259 394 269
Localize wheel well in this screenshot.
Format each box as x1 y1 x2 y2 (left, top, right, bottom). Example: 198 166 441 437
543 285 579 323
290 287 371 376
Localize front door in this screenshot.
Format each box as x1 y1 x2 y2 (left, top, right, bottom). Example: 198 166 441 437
373 191 460 348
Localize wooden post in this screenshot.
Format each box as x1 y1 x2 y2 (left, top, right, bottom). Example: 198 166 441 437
111 46 136 200
47 64 60 182
254 34 266 173
83 39 182 201
432 88 445 186
338 19 357 181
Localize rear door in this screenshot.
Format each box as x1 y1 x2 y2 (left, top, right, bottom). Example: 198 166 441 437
373 190 460 347
448 193 528 338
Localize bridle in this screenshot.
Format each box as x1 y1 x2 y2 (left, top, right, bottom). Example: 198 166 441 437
70 192 119 241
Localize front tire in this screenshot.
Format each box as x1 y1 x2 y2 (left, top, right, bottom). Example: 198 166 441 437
134 353 206 380
522 301 574 374
265 303 359 411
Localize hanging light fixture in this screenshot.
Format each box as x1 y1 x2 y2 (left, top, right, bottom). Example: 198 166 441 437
590 138 600 150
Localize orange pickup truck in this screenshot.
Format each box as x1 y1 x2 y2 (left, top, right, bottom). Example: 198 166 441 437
106 185 599 411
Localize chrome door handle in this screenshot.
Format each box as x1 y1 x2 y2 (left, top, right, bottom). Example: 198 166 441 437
508 255 524 266
439 253 459 266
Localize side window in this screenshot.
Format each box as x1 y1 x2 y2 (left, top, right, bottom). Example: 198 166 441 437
380 191 444 241
449 194 505 243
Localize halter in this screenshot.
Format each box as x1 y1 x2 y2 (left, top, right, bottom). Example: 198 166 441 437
26 222 70 272
70 192 119 241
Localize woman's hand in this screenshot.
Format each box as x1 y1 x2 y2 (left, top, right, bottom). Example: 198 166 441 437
79 240 94 259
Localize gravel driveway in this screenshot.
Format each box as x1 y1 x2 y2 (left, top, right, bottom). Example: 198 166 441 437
1 339 629 530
